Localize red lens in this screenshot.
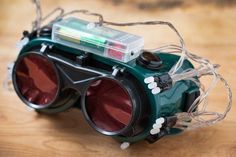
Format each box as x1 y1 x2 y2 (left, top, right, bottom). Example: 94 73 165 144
15 53 59 106
85 78 133 132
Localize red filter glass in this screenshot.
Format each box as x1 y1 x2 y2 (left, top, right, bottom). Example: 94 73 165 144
85 78 133 132
15 53 59 106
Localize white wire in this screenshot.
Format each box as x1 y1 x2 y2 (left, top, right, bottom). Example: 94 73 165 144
149 44 232 129
30 0 232 130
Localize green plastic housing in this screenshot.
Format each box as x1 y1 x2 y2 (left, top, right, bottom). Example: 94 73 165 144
18 37 199 143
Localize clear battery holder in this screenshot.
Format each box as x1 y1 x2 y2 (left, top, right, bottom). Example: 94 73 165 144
52 17 144 62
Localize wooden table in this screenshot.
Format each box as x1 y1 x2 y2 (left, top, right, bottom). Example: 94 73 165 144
0 0 235 156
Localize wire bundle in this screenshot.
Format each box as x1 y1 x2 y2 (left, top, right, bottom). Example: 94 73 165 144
31 0 232 130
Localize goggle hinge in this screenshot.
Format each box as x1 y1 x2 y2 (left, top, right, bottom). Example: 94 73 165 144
40 43 53 54
112 66 125 76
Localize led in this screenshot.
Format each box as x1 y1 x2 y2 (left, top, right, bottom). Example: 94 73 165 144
148 82 157 89
150 128 160 135
144 76 154 84
153 123 162 129
151 87 161 95
120 142 130 150
156 117 165 124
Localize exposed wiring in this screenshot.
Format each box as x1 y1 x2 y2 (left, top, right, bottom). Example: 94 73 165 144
30 0 232 130
31 0 42 34
148 44 232 129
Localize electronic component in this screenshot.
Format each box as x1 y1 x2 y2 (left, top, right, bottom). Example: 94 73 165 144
52 18 144 62
10 0 232 149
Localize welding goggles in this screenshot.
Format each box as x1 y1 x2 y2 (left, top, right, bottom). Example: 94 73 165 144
12 17 200 145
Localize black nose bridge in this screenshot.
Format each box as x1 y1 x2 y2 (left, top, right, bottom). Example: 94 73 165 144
48 54 107 93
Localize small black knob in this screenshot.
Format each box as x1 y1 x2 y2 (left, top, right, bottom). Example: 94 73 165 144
136 51 162 70
39 26 52 37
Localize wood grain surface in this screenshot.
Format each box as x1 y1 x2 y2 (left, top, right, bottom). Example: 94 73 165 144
0 0 235 157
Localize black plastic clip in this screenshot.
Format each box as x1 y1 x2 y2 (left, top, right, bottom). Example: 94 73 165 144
76 53 90 66
146 116 178 144
112 66 125 76
155 73 172 91
40 43 53 54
